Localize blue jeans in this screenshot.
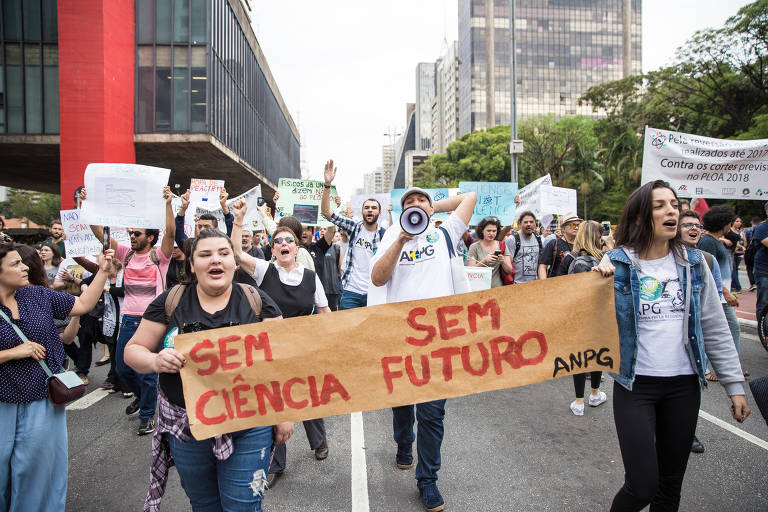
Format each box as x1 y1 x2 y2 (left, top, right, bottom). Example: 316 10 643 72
392 399 446 486
756 271 768 333
116 315 158 419
722 303 740 354
339 290 367 310
731 255 742 291
0 399 68 512
169 427 273 511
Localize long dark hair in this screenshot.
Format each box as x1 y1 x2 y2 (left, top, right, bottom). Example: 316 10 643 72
613 180 684 257
14 244 49 287
40 241 62 267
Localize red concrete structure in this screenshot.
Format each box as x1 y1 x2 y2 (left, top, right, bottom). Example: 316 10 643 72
57 0 136 209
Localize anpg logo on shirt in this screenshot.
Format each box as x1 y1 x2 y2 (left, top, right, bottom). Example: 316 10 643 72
639 276 662 301
399 244 435 263
355 238 373 252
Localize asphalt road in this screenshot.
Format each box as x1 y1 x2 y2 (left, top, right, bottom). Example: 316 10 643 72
65 328 768 512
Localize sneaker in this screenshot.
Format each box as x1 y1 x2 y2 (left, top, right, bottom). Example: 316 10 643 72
77 373 89 386
588 390 608 407
125 398 140 416
396 444 414 469
749 284 757 292
137 417 156 435
570 400 584 416
691 436 705 454
418 482 445 512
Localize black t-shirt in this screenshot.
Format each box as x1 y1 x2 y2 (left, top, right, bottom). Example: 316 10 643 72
540 237 574 277
305 238 330 278
142 283 280 408
724 230 740 254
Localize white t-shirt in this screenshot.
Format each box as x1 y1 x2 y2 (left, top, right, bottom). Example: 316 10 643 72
250 258 328 308
369 213 468 304
633 251 695 377
345 228 377 295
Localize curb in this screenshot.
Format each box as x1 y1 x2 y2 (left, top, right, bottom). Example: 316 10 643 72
738 318 757 329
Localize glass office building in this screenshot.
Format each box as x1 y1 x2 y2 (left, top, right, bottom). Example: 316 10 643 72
458 0 642 135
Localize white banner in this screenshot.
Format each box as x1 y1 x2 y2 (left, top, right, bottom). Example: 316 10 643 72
538 185 577 216
516 174 552 220
464 267 492 291
641 126 768 200
189 179 224 209
81 163 170 228
60 209 103 258
194 185 264 233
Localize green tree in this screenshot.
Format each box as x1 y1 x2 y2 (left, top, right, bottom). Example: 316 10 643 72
0 189 61 226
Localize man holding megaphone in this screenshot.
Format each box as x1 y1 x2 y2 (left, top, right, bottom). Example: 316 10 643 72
369 187 476 512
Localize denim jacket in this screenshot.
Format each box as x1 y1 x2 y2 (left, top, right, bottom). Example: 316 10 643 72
606 247 744 396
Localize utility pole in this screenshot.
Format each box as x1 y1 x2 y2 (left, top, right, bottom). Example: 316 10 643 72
509 0 523 183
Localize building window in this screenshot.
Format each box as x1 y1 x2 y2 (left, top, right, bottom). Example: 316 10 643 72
155 46 171 131
156 0 171 43
23 0 42 41
173 0 189 43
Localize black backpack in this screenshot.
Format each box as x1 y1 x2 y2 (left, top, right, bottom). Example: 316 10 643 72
510 231 543 259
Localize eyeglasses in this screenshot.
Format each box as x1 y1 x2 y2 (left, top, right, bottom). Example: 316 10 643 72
680 222 704 229
273 236 296 245
127 230 145 238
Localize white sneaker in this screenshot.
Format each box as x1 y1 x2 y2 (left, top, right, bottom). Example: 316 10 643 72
570 400 584 416
588 390 607 407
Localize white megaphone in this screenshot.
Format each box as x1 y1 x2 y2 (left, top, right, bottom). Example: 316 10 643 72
400 206 430 236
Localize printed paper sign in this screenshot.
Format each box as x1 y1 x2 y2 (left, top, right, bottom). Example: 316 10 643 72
465 267 492 291
193 185 265 233
60 209 104 258
516 174 552 221
641 126 768 200
189 179 225 209
177 272 620 439
459 182 519 226
275 178 339 227
351 193 391 220
538 185 577 216
81 163 170 228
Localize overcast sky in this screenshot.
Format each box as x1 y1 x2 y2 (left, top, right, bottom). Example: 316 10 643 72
250 0 753 198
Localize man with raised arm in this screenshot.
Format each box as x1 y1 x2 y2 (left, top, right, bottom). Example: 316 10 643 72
321 160 385 309
369 187 477 512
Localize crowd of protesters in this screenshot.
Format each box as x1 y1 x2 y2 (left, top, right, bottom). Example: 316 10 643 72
0 171 756 512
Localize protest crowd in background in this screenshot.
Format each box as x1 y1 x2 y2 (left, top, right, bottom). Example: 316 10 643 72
0 163 758 512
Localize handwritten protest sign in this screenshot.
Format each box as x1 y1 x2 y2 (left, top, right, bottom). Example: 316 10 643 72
642 127 768 200
275 178 339 227
193 186 265 233
189 179 224 209
391 188 450 222
351 193 391 220
81 163 170 228
60 209 104 258
176 272 620 439
538 185 577 216
516 174 552 221
465 267 492 291
459 182 518 225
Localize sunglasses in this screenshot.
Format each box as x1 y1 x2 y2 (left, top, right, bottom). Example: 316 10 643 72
127 230 145 238
273 236 296 245
680 222 704 229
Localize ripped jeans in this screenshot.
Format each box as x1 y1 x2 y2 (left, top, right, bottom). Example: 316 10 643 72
169 426 273 511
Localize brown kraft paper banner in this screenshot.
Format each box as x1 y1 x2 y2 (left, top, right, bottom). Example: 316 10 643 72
177 272 620 440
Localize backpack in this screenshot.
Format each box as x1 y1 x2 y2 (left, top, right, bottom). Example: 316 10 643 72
567 252 599 275
498 240 515 285
125 247 166 291
511 231 543 259
163 283 262 323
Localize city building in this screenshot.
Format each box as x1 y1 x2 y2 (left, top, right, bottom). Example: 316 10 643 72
414 62 436 152
430 39 460 154
0 0 299 208
457 0 641 135
379 144 395 193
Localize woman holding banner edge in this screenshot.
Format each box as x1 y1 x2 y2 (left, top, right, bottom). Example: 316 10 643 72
593 180 750 511
124 229 293 512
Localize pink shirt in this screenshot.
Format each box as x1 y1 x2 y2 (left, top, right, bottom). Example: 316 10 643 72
116 244 171 316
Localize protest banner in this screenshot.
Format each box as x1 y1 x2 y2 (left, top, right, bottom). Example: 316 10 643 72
60 209 104 258
391 188 450 222
350 193 391 220
465 267 492 291
459 182 518 225
81 163 170 228
641 126 768 200
538 185 577 216
275 178 338 226
176 272 620 440
189 179 224 209
516 174 552 221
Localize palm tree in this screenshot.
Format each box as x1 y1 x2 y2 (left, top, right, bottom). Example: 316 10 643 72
561 145 604 220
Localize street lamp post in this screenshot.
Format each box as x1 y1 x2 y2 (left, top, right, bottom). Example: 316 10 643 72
509 0 523 183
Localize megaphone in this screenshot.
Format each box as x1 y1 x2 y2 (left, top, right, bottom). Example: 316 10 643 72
400 206 430 236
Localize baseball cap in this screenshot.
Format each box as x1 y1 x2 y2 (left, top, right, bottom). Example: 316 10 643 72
400 187 433 209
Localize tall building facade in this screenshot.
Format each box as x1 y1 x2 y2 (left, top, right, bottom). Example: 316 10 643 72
458 0 641 135
431 39 460 155
414 62 435 152
0 0 299 206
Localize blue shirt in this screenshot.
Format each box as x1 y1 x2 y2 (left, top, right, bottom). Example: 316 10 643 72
697 234 731 289
752 221 768 274
0 286 75 404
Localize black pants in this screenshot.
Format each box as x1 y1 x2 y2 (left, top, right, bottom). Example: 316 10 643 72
63 315 101 375
610 375 700 512
573 371 602 399
745 248 755 287
268 418 326 474
325 293 340 311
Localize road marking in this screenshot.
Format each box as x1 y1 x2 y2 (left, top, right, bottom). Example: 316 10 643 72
66 388 110 410
699 410 768 451
350 412 370 512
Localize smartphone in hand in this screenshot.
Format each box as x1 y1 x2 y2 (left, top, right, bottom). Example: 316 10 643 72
102 226 110 252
